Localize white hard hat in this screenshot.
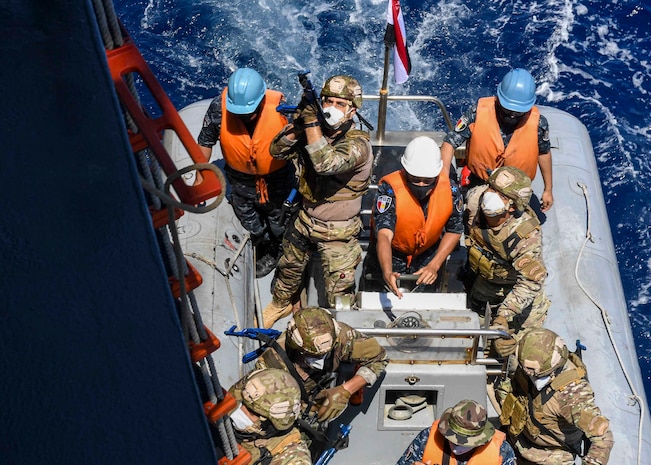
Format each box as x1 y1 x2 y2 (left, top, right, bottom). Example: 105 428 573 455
401 136 443 178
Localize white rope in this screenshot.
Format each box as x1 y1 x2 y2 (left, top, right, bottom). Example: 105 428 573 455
574 182 645 465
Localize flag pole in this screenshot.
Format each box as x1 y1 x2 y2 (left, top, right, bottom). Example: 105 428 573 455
378 27 393 144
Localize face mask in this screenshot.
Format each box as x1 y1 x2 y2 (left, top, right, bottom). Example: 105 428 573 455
481 191 508 217
451 444 475 456
409 184 433 201
531 374 552 391
230 404 254 431
498 106 526 127
324 106 346 128
304 355 326 370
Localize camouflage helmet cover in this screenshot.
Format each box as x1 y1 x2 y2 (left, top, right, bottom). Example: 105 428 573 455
438 399 495 447
286 306 340 356
488 166 532 212
320 75 363 109
517 328 569 377
241 368 301 431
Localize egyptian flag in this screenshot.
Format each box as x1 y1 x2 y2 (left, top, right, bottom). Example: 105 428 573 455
385 0 411 84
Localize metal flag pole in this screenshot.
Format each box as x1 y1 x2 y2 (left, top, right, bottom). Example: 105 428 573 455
378 26 394 145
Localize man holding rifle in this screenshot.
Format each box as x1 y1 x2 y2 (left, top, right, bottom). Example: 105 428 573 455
262 74 373 328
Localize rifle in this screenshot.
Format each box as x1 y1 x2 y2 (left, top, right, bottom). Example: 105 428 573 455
314 424 352 465
224 325 282 364
276 70 374 130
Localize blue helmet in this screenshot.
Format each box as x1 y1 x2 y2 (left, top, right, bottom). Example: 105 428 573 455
226 68 267 114
496 68 536 112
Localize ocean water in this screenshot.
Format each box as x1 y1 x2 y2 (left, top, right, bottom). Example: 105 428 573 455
114 0 651 397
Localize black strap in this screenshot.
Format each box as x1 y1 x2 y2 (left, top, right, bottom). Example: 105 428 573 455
442 439 451 465
263 338 310 404
526 387 582 456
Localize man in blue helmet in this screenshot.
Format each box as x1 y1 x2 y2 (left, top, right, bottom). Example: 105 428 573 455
440 68 554 212
197 68 296 277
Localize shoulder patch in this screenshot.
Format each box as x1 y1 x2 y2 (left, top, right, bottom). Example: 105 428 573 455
376 195 392 214
455 116 469 132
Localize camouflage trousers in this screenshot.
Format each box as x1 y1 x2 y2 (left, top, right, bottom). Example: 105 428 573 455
273 210 362 307
240 427 311 465
225 164 296 245
469 276 549 332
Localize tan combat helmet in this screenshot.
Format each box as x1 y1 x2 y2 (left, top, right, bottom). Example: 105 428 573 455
517 328 569 378
488 166 533 213
286 306 340 356
321 75 363 109
241 368 301 431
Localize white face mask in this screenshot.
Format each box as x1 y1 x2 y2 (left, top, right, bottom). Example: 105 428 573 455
531 374 552 391
481 191 508 217
451 444 475 456
324 106 346 128
230 404 254 431
304 355 326 370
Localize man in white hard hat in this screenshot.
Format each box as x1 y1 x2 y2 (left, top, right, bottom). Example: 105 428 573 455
361 136 463 297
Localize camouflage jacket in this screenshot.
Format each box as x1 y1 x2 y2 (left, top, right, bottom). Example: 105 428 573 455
500 361 614 464
465 186 547 319
445 101 551 154
270 125 373 218
255 321 388 394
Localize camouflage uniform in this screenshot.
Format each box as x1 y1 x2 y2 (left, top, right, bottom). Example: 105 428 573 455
198 95 296 249
229 368 311 465
464 168 549 331
255 307 387 408
445 102 550 188
362 172 464 291
396 400 517 465
268 77 373 309
498 328 614 465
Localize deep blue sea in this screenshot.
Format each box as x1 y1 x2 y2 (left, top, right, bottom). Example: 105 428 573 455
114 0 651 398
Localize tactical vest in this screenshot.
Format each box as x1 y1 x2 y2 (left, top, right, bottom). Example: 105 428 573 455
422 419 505 464
298 129 372 203
499 354 588 451
380 170 452 258
467 97 540 180
219 89 287 175
466 207 540 283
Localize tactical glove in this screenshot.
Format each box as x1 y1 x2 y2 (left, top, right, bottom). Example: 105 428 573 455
299 103 319 124
490 315 510 331
314 384 351 422
493 337 518 357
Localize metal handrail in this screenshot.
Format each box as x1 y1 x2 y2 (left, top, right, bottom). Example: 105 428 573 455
356 327 511 374
362 94 455 143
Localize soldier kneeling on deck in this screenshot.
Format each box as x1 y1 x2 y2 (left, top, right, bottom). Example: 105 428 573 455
255 306 388 423
463 166 550 356
229 368 311 465
497 328 614 465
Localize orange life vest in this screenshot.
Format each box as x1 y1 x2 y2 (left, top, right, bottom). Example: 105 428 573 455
219 89 287 176
467 97 540 180
422 419 505 465
380 170 452 259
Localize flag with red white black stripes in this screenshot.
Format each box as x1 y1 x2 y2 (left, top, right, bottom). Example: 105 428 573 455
385 0 411 84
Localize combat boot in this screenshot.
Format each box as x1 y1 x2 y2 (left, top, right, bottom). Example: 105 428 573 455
262 299 293 328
